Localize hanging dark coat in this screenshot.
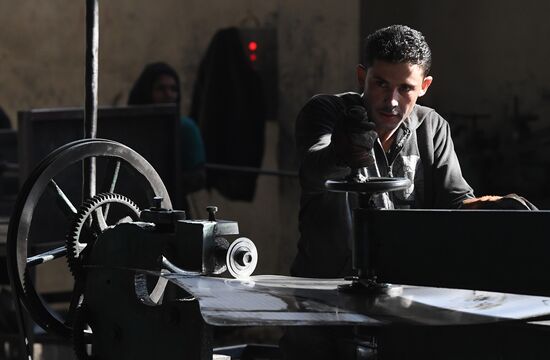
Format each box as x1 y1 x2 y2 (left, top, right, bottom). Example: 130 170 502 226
190 27 266 201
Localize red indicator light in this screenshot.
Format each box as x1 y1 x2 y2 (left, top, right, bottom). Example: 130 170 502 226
248 41 258 51
249 53 257 62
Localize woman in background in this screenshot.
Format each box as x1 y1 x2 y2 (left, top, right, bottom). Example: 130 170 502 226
128 62 206 214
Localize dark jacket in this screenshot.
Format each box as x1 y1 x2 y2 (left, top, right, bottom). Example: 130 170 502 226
190 27 266 201
291 92 474 278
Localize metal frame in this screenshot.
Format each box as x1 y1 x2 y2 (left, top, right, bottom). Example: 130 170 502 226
355 209 550 296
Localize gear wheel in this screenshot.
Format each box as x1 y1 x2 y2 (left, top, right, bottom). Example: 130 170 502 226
66 192 141 278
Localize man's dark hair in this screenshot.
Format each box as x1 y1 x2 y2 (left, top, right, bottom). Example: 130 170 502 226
363 25 432 75
128 62 181 105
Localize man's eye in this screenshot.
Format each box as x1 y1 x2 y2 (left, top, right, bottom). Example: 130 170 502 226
376 81 387 88
400 85 413 93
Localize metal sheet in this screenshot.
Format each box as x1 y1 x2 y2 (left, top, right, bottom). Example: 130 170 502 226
162 274 550 327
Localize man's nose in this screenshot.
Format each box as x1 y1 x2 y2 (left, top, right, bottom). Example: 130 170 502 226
385 88 399 107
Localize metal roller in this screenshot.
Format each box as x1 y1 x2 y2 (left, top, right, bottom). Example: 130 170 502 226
226 237 258 279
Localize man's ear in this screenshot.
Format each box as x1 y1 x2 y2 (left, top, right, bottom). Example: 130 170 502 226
356 65 367 90
419 76 433 97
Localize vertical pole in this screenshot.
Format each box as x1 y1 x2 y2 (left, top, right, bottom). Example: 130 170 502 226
84 0 99 199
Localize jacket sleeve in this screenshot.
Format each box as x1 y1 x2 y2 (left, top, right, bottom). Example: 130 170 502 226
295 95 350 195
431 115 475 208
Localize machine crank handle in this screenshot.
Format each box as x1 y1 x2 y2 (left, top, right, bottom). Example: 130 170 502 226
160 256 201 277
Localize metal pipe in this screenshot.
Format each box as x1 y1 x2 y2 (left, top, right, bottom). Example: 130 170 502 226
27 246 67 267
83 0 99 199
205 163 298 178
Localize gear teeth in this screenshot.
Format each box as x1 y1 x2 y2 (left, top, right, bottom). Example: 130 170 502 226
66 192 140 279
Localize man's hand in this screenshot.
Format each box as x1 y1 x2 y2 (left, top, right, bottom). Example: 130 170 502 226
331 105 378 168
462 194 538 210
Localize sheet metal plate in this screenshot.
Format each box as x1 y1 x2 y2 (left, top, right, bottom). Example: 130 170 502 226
162 274 550 327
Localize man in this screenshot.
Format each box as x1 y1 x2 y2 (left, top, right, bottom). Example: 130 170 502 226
283 25 472 359
283 24 538 360
292 24 474 279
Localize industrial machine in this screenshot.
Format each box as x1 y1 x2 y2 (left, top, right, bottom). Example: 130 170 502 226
6 1 550 359
7 137 550 360
6 138 262 359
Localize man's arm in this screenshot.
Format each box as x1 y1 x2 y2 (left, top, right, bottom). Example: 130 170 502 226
430 115 475 208
296 95 350 194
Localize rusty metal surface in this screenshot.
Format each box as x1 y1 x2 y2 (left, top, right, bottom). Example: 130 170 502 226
163 274 550 327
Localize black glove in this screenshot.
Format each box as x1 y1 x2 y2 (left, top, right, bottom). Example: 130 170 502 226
332 105 378 168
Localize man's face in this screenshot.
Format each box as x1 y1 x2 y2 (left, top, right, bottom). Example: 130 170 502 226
151 74 179 104
359 60 432 134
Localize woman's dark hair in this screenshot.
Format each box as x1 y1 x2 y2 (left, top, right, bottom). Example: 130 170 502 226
363 25 432 75
128 62 181 105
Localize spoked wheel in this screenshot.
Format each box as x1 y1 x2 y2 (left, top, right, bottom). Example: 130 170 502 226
6 138 172 338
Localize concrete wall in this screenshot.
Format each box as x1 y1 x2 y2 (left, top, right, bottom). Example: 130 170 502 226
0 0 278 120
